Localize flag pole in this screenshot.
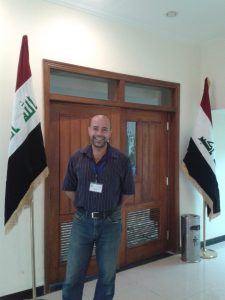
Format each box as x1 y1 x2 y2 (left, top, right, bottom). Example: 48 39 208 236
200 201 217 259
27 198 47 300
30 198 37 299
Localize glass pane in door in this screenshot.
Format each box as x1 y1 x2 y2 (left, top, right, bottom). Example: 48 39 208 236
127 121 136 176
50 69 117 100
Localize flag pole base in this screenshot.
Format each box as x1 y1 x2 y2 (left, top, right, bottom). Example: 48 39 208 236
200 248 217 259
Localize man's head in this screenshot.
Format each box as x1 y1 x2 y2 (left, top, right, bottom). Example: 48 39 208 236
88 115 112 150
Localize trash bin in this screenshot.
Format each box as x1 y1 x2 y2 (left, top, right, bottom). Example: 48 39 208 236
181 214 200 262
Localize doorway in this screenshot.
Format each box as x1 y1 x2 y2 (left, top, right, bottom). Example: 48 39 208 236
43 60 180 289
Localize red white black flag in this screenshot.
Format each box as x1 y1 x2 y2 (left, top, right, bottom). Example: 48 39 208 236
4 35 49 232
182 78 220 220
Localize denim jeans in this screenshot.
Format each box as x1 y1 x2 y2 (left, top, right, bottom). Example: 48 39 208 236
62 207 122 300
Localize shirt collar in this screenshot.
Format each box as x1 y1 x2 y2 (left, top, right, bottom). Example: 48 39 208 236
81 143 118 159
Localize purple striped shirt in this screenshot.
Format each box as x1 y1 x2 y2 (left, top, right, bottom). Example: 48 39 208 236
63 143 135 212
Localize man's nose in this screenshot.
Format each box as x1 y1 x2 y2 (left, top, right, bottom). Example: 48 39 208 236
96 129 104 134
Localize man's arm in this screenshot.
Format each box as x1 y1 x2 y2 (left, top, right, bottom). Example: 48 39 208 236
64 191 75 201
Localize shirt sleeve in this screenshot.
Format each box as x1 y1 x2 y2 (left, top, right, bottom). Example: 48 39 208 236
63 157 78 191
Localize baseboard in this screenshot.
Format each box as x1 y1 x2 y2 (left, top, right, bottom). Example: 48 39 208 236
0 286 44 300
200 234 225 247
2 235 225 299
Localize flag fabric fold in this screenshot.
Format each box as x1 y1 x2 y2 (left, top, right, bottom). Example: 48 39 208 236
182 78 220 220
4 35 49 232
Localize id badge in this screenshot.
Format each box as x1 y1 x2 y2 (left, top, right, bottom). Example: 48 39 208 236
89 182 103 193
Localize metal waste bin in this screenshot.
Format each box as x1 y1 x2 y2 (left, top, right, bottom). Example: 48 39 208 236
181 214 200 262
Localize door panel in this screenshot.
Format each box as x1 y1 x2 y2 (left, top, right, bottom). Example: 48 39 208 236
60 117 81 215
120 109 168 265
47 102 121 284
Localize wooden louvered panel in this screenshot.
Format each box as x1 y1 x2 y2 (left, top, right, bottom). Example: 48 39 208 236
60 221 96 263
60 221 72 262
60 207 160 264
127 208 160 248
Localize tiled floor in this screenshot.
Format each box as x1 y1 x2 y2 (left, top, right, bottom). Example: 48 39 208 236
39 242 225 300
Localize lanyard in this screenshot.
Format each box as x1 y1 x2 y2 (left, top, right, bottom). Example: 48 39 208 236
91 160 106 182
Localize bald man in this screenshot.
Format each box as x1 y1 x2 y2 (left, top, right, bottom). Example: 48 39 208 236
62 115 135 300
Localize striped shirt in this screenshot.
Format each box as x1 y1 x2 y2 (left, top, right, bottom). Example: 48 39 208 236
63 143 135 212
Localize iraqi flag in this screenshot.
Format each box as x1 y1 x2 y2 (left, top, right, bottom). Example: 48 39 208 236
4 35 49 232
182 78 220 220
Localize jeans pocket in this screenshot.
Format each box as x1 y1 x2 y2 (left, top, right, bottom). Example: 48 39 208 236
74 210 85 222
108 209 122 224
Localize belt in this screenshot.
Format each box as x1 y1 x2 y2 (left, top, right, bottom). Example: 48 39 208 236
78 208 113 219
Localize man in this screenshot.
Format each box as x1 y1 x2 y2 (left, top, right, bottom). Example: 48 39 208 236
62 114 135 300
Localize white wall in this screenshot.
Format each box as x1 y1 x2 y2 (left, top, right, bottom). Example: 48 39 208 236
198 40 225 239
201 38 225 110
210 110 225 238
0 0 224 297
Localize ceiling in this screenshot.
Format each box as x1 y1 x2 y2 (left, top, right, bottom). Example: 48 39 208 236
45 0 225 44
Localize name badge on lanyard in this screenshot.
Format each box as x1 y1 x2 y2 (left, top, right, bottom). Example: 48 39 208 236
89 160 105 193
89 182 103 193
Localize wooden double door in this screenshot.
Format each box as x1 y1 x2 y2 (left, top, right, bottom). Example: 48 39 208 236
45 102 169 287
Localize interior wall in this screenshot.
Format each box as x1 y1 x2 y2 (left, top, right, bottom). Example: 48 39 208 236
200 38 225 110
0 0 224 296
209 110 225 238
199 38 225 238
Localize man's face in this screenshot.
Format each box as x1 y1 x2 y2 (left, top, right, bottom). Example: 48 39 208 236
88 115 111 149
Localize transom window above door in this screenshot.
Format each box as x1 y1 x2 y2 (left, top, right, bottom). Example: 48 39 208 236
48 64 177 110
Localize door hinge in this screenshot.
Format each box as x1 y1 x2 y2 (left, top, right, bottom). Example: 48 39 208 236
166 230 170 240
166 121 169 131
166 177 169 186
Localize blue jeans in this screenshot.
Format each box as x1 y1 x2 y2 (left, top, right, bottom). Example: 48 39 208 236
62 207 122 300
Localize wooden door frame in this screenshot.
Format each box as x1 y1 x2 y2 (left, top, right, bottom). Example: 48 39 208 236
43 59 180 290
